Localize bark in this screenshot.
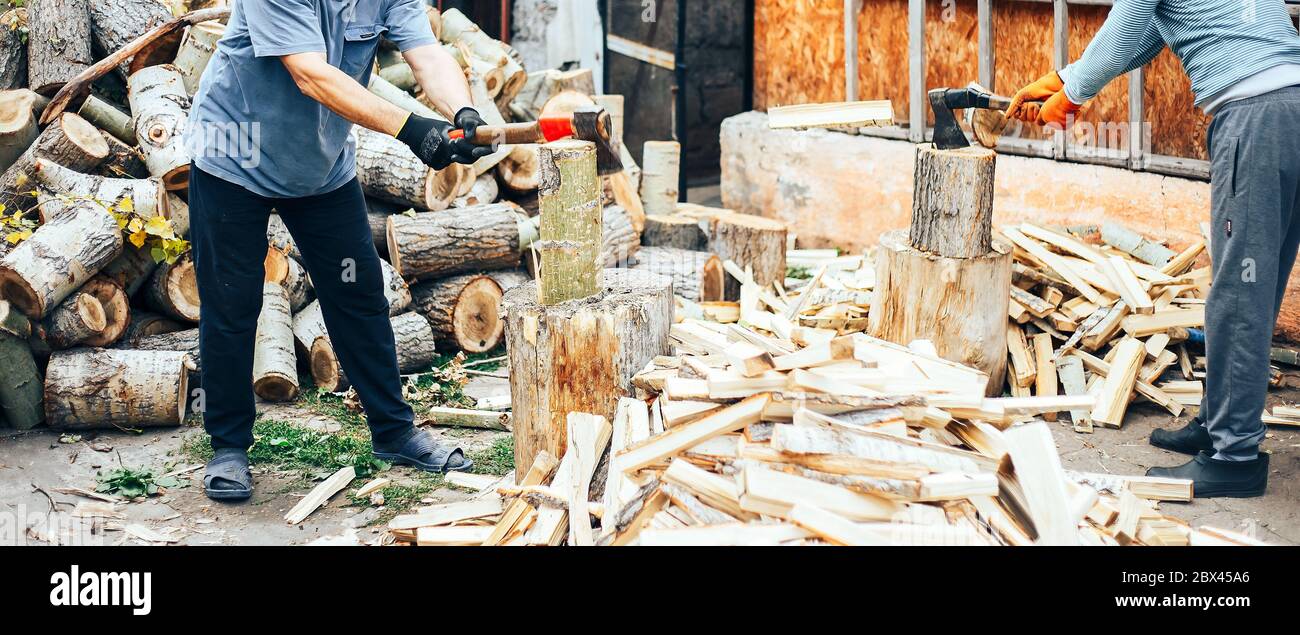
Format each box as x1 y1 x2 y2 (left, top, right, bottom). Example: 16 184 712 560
144 252 200 323
96 131 149 178
0 299 43 430
0 112 109 213
354 125 468 211
99 244 158 296
88 0 173 78
410 273 506 353
453 172 500 208
386 202 523 280
601 204 640 268
910 144 995 259
264 246 312 312
252 281 298 402
33 157 166 219
172 20 224 95
41 290 106 349
868 229 1011 396
75 275 129 346
78 94 135 145
537 140 601 305
706 211 788 300
630 246 725 303
310 311 437 391
44 348 191 429
439 8 525 109
490 269 531 293
0 90 38 174
127 326 200 372
127 64 191 190
496 143 539 193
27 0 94 96
0 9 28 91
0 200 122 318
503 268 673 473
119 310 185 346
291 299 327 358
266 214 301 262
643 213 708 251
639 141 680 217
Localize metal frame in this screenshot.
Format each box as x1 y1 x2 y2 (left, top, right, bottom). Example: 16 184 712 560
834 0 1284 181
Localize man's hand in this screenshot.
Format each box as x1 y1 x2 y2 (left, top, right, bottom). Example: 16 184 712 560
454 107 488 144
396 113 495 170
1007 70 1065 122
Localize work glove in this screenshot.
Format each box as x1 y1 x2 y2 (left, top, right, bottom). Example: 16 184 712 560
1006 70 1065 122
454 107 489 144
1034 90 1083 128
395 112 495 170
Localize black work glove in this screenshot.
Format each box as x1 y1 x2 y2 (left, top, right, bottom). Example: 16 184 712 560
395 113 495 170
454 107 488 144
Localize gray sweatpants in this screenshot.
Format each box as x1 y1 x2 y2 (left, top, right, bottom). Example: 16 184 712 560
1204 86 1300 460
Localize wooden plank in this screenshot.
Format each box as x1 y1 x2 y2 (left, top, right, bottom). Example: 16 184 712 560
1032 332 1058 421
723 340 775 377
1003 422 1076 545
771 336 856 371
767 100 893 130
788 503 887 546
285 466 355 525
1020 223 1105 264
565 413 600 546
739 464 905 522
524 415 612 545
1122 308 1205 337
416 525 494 546
1102 256 1153 314
1055 355 1093 432
617 394 770 473
485 450 560 545
1000 227 1104 303
390 498 503 531
1072 349 1183 416
1007 323 1036 388
1091 338 1145 427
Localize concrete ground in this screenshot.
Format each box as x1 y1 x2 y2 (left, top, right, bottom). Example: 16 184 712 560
0 377 511 547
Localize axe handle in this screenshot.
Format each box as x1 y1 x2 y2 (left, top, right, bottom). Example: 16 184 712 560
450 122 544 145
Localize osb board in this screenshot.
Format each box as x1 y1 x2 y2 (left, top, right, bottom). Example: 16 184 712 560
754 0 846 108
855 0 909 122
1068 5 1130 154
922 0 979 127
1146 49 1209 160
991 2 1052 141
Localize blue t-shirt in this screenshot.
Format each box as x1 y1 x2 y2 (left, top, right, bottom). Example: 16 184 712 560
186 0 437 198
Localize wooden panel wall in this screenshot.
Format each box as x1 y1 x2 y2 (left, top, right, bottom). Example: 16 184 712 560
752 0 1211 160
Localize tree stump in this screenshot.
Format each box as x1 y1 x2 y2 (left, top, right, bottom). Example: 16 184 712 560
630 246 725 303
0 112 110 213
354 125 469 211
639 140 680 217
252 281 297 402
41 290 106 349
145 252 200 323
909 144 995 258
0 299 43 430
643 213 708 251
0 200 122 319
707 211 788 300
76 276 130 347
410 273 507 353
868 229 1011 396
0 90 38 173
0 9 28 91
28 0 93 96
310 312 438 392
127 64 191 190
44 348 192 429
387 202 526 280
537 139 602 305
503 268 673 473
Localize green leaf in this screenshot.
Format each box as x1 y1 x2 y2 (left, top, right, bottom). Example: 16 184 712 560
151 247 167 263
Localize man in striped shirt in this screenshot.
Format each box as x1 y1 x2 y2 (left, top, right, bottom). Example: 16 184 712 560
1007 0 1300 498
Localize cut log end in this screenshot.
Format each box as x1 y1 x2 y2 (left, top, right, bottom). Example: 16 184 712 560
161 163 190 191
453 276 506 352
0 273 40 318
309 336 346 393
80 277 130 347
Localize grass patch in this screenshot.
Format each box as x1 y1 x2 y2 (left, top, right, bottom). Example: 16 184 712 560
469 435 514 476
298 387 368 427
183 417 388 479
95 461 182 499
786 265 813 280
351 471 446 520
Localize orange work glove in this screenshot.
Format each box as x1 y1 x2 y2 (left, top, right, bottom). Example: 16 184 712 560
1035 90 1083 128
1006 70 1064 122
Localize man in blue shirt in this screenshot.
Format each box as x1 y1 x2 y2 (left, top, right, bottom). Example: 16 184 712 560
186 0 494 501
1007 0 1300 498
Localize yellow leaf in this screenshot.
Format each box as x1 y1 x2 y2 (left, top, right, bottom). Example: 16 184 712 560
127 217 143 233
144 215 173 239
128 230 147 248
5 231 21 244
118 197 135 214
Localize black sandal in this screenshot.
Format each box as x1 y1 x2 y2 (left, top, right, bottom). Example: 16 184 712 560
373 428 473 474
203 448 253 502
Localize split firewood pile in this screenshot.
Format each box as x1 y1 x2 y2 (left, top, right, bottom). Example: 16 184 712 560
0 3 672 433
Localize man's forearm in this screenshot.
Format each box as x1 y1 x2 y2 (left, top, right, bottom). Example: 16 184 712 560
402 44 475 121
281 52 410 136
1062 0 1161 103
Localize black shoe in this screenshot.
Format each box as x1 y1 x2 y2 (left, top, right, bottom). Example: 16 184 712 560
1146 451 1268 498
1149 415 1213 455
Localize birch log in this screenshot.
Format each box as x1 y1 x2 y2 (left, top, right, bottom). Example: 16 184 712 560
99 245 158 297
503 268 673 473
0 299 43 430
0 9 28 91
41 290 107 349
601 204 640 267
27 0 94 96
537 140 602 305
910 144 995 258
119 310 184 346
386 202 525 280
291 299 327 358
868 230 1011 396
0 200 122 318
79 94 135 145
76 275 129 346
0 90 38 173
354 125 469 211
639 141 680 217
453 172 500 208
439 8 525 106
44 348 192 429
266 214 301 262
33 157 167 219
127 327 200 372
310 312 437 392
173 20 225 95
630 246 725 303
89 0 174 77
145 252 200 323
410 273 506 353
0 112 109 213
127 64 191 190
252 281 298 402
264 246 313 312
380 258 413 314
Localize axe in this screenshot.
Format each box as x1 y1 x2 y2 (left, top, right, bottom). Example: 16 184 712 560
449 105 625 175
928 84 1035 150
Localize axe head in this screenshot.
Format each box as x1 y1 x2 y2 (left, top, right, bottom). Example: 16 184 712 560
569 106 624 176
928 86 1008 150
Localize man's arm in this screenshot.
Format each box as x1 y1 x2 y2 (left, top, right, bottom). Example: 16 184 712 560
280 52 409 136
402 44 475 121
1061 0 1163 103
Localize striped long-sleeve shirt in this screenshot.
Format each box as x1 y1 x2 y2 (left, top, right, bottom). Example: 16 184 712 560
1061 0 1300 111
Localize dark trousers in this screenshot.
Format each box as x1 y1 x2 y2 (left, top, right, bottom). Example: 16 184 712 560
1204 86 1300 460
188 165 413 450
